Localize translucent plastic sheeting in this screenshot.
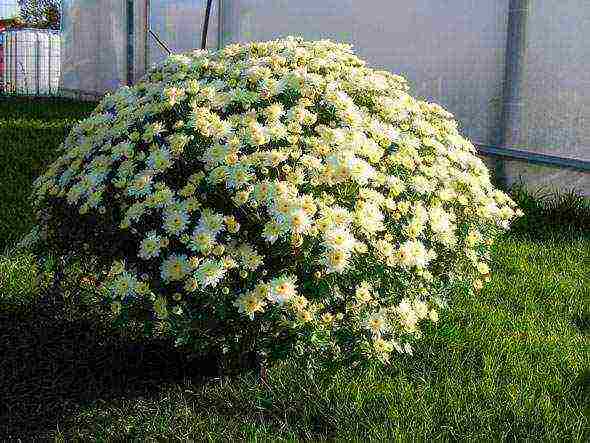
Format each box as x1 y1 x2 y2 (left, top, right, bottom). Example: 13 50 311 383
60 0 217 95
223 0 587 196
2 29 60 95
148 0 219 69
502 0 590 196
60 0 128 96
0 0 19 19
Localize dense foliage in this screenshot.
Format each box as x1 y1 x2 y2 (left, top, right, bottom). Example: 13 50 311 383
16 0 60 30
30 36 523 371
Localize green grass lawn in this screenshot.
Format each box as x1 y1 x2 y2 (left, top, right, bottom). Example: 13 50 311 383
0 97 96 253
0 97 589 440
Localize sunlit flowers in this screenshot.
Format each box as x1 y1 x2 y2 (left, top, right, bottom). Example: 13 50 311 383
234 291 267 320
268 275 298 305
397 239 436 269
31 35 524 371
364 308 390 337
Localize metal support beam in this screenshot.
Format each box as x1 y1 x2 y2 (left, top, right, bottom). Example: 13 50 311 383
145 0 150 71
474 143 590 173
496 0 530 188
127 0 134 85
149 28 171 55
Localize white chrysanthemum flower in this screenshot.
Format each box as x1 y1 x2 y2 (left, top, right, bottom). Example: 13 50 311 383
262 219 284 244
399 309 420 334
355 200 384 234
289 207 312 234
375 239 395 258
127 170 154 197
226 164 254 189
397 239 435 269
203 143 230 169
477 261 490 275
412 299 429 319
347 156 376 185
268 275 298 305
324 249 351 274
429 206 453 234
162 207 190 236
436 230 458 247
355 281 373 303
199 209 225 235
329 206 353 226
253 180 276 205
364 308 389 337
147 147 172 171
195 258 226 288
397 298 412 315
188 226 216 253
324 226 356 252
385 174 407 196
410 175 437 195
234 291 267 320
111 271 138 299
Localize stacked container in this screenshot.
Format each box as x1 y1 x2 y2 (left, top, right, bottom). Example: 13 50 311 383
1 28 60 95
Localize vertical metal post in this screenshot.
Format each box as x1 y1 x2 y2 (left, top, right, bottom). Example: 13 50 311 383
36 33 40 95
202 0 214 50
127 0 135 85
48 33 52 95
217 0 223 50
59 0 64 96
497 0 530 189
145 0 150 72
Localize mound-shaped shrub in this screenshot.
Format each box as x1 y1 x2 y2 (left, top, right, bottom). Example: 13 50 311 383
30 36 523 373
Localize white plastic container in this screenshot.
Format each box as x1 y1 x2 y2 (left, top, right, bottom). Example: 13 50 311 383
2 28 60 95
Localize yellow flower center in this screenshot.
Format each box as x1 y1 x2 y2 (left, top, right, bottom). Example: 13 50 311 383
333 234 345 245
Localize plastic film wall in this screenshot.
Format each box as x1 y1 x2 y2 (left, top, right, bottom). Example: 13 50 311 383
0 0 19 19
501 0 590 196
221 0 588 196
60 0 149 97
60 0 127 96
148 0 219 68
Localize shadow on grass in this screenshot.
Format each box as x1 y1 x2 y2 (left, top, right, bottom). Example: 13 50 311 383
0 300 221 440
572 310 590 335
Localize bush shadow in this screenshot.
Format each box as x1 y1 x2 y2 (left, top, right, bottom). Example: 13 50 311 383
0 299 222 440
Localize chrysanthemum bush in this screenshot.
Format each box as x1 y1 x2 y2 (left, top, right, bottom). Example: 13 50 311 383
30 36 523 372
